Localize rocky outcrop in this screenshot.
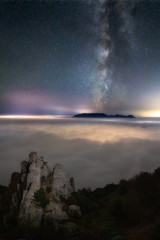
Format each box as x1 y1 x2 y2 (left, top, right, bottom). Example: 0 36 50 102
9 152 79 228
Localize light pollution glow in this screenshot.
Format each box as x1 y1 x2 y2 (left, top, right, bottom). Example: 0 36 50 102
0 115 66 120
2 109 160 120
137 111 160 118
4 91 160 117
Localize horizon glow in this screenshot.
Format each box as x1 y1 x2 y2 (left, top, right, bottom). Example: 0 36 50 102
0 115 67 119
1 112 160 119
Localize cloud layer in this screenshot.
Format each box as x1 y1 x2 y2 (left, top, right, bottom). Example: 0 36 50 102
1 118 160 189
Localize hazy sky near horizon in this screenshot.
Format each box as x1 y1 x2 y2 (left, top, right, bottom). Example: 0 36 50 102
1 117 160 189
0 0 160 116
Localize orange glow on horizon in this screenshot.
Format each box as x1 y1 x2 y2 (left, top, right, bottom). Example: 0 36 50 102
140 111 160 118
2 111 160 119
0 115 66 119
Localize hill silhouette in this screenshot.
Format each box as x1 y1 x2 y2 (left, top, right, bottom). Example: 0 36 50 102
73 113 135 118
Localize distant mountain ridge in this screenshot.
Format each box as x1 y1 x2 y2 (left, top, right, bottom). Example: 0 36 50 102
73 113 135 118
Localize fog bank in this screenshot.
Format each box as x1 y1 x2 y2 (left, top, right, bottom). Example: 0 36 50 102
0 117 160 189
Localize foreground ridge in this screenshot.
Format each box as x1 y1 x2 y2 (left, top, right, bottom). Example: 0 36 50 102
1 159 160 239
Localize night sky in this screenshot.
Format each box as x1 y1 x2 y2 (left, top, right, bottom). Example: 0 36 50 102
0 0 160 116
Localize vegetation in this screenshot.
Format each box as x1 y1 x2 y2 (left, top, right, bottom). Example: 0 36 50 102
34 187 49 208
1 168 160 239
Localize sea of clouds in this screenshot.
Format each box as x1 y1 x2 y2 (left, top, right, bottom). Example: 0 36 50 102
1 117 160 189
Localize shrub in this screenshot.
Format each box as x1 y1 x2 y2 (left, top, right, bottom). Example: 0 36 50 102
97 223 121 240
72 192 91 213
118 180 128 195
3 212 16 230
110 199 123 220
60 195 66 203
111 236 127 240
34 188 49 208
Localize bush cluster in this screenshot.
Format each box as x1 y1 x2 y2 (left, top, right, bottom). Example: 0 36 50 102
34 187 49 208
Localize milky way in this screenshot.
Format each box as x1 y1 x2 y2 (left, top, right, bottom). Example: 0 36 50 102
92 0 137 112
91 0 160 115
0 0 160 116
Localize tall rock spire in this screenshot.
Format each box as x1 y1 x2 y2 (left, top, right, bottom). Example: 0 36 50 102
14 152 76 227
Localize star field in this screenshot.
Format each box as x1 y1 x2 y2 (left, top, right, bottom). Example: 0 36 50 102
0 0 160 116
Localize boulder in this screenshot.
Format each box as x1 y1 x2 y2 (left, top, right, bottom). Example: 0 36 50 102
45 200 68 220
68 205 81 217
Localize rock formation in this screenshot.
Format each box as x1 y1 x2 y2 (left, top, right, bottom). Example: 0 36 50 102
9 152 78 228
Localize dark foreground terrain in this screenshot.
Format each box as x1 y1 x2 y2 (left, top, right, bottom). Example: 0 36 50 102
0 167 160 240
